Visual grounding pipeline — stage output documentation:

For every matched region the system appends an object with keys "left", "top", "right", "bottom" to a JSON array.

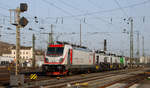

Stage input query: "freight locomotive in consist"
[{"left": 42, "top": 41, "right": 127, "bottom": 75}]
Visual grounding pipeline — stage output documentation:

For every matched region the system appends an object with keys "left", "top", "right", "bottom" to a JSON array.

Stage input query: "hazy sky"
[{"left": 0, "top": 0, "right": 150, "bottom": 57}]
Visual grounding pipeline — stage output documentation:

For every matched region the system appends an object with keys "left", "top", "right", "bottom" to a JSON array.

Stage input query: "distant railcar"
[{"left": 94, "top": 51, "right": 126, "bottom": 71}]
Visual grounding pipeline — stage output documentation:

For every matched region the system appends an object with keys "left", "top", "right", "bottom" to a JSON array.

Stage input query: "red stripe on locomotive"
[
  {"left": 70, "top": 49, "right": 73, "bottom": 64},
  {"left": 49, "top": 44, "right": 64, "bottom": 47}
]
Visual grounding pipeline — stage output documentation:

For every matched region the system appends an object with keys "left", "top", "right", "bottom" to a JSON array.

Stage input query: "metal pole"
[
  {"left": 16, "top": 8, "right": 21, "bottom": 75},
  {"left": 137, "top": 31, "right": 140, "bottom": 63},
  {"left": 130, "top": 18, "right": 134, "bottom": 67},
  {"left": 0, "top": 26, "right": 1, "bottom": 40},
  {"left": 32, "top": 34, "right": 35, "bottom": 68},
  {"left": 80, "top": 23, "right": 82, "bottom": 46},
  {"left": 104, "top": 39, "right": 107, "bottom": 51},
  {"left": 142, "top": 36, "right": 145, "bottom": 57},
  {"left": 50, "top": 24, "right": 53, "bottom": 44}
]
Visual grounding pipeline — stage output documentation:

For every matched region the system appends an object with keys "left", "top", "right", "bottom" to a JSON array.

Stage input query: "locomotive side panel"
[
  {"left": 111, "top": 56, "right": 116, "bottom": 64},
  {"left": 117, "top": 56, "right": 121, "bottom": 64},
  {"left": 95, "top": 54, "right": 105, "bottom": 64},
  {"left": 72, "top": 49, "right": 93, "bottom": 65}
]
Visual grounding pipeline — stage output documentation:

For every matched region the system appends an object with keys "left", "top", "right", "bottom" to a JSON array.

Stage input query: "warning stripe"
[
  {"left": 30, "top": 74, "right": 33, "bottom": 78},
  {"left": 31, "top": 74, "right": 36, "bottom": 79},
  {"left": 33, "top": 75, "right": 37, "bottom": 79}
]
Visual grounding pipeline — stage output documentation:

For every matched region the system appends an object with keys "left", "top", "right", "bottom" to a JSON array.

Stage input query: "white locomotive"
[{"left": 42, "top": 41, "right": 127, "bottom": 75}]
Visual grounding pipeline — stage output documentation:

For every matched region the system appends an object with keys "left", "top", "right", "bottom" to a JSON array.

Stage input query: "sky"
[{"left": 0, "top": 0, "right": 150, "bottom": 57}]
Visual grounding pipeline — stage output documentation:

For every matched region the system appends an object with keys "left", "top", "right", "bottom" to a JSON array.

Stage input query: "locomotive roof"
[
  {"left": 95, "top": 50, "right": 125, "bottom": 57},
  {"left": 56, "top": 41, "right": 88, "bottom": 49},
  {"left": 73, "top": 47, "right": 92, "bottom": 52}
]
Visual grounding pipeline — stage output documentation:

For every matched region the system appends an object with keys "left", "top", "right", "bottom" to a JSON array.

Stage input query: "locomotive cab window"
[{"left": 47, "top": 47, "right": 64, "bottom": 56}]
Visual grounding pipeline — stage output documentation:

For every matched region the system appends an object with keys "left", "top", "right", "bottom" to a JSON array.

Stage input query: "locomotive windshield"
[{"left": 47, "top": 47, "right": 64, "bottom": 56}]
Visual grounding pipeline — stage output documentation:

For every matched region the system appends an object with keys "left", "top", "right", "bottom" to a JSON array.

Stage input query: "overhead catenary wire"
[
  {"left": 42, "top": 0, "right": 75, "bottom": 17},
  {"left": 59, "top": 0, "right": 83, "bottom": 12},
  {"left": 45, "top": 0, "right": 150, "bottom": 18},
  {"left": 0, "top": 1, "right": 149, "bottom": 51},
  {"left": 42, "top": 0, "right": 103, "bottom": 31},
  {"left": 32, "top": 0, "right": 149, "bottom": 37},
  {"left": 85, "top": 0, "right": 120, "bottom": 30},
  {"left": 87, "top": 0, "right": 103, "bottom": 9},
  {"left": 113, "top": 0, "right": 129, "bottom": 17},
  {"left": 0, "top": 0, "right": 149, "bottom": 20}
]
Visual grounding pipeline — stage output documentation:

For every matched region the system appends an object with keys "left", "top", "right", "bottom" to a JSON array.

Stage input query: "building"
[
  {"left": 2, "top": 46, "right": 44, "bottom": 67},
  {"left": 3, "top": 46, "right": 33, "bottom": 61},
  {"left": 2, "top": 46, "right": 33, "bottom": 66}
]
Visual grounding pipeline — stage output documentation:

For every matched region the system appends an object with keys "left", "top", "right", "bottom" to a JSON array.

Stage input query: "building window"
[
  {"left": 14, "top": 52, "right": 15, "bottom": 54},
  {"left": 26, "top": 52, "right": 28, "bottom": 54}
]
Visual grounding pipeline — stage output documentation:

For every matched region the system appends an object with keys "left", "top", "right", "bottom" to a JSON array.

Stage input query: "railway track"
[
  {"left": 0, "top": 67, "right": 149, "bottom": 88},
  {"left": 97, "top": 74, "right": 147, "bottom": 88},
  {"left": 0, "top": 67, "right": 10, "bottom": 86},
  {"left": 22, "top": 67, "right": 147, "bottom": 88},
  {"left": 69, "top": 68, "right": 150, "bottom": 88}
]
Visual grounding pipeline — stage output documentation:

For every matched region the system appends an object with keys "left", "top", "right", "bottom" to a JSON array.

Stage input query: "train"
[{"left": 42, "top": 41, "right": 128, "bottom": 75}]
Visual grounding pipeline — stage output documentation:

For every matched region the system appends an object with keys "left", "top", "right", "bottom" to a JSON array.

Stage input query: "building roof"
[
  {"left": 12, "top": 46, "right": 32, "bottom": 50},
  {"left": 0, "top": 41, "right": 14, "bottom": 55}
]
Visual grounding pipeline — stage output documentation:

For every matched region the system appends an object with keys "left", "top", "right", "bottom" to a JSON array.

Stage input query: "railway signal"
[
  {"left": 9, "top": 3, "right": 28, "bottom": 76},
  {"left": 19, "top": 17, "right": 28, "bottom": 28},
  {"left": 20, "top": 3, "right": 28, "bottom": 12}
]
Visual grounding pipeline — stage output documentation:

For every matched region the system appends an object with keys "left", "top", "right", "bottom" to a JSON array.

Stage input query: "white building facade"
[
  {"left": 2, "top": 46, "right": 33, "bottom": 63},
  {"left": 2, "top": 46, "right": 44, "bottom": 67}
]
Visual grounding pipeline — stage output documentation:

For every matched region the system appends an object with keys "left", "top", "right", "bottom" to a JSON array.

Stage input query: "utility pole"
[
  {"left": 80, "top": 23, "right": 82, "bottom": 46},
  {"left": 0, "top": 26, "right": 2, "bottom": 40},
  {"left": 104, "top": 39, "right": 107, "bottom": 51},
  {"left": 136, "top": 31, "right": 140, "bottom": 63},
  {"left": 49, "top": 24, "right": 53, "bottom": 44},
  {"left": 32, "top": 34, "right": 36, "bottom": 68},
  {"left": 142, "top": 36, "right": 145, "bottom": 57},
  {"left": 130, "top": 17, "right": 134, "bottom": 67}
]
